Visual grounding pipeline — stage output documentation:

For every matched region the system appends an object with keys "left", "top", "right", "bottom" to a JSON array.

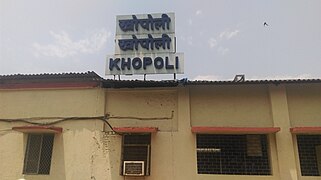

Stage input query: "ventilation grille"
[{"left": 123, "top": 161, "right": 144, "bottom": 176}]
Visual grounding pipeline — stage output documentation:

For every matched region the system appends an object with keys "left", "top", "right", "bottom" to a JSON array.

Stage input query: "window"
[
  {"left": 297, "top": 135, "right": 321, "bottom": 176},
  {"left": 196, "top": 134, "right": 271, "bottom": 175},
  {"left": 121, "top": 134, "right": 151, "bottom": 176},
  {"left": 23, "top": 134, "right": 54, "bottom": 175}
]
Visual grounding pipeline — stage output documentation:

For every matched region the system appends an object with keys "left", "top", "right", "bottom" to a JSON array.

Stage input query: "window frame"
[
  {"left": 23, "top": 133, "right": 55, "bottom": 175},
  {"left": 121, "top": 133, "right": 151, "bottom": 176},
  {"left": 196, "top": 134, "right": 272, "bottom": 176},
  {"left": 296, "top": 134, "right": 321, "bottom": 176}
]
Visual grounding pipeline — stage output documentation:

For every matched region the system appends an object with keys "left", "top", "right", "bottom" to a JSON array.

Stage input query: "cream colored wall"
[
  {"left": 0, "top": 88, "right": 104, "bottom": 118},
  {"left": 286, "top": 83, "right": 321, "bottom": 180},
  {"left": 104, "top": 84, "right": 317, "bottom": 180},
  {"left": 105, "top": 89, "right": 178, "bottom": 131},
  {"left": 0, "top": 131, "right": 24, "bottom": 180},
  {"left": 286, "top": 84, "right": 321, "bottom": 127},
  {"left": 104, "top": 87, "right": 280, "bottom": 180},
  {"left": 269, "top": 85, "right": 298, "bottom": 180},
  {"left": 0, "top": 88, "right": 107, "bottom": 180},
  {"left": 190, "top": 85, "right": 273, "bottom": 127},
  {"left": 2, "top": 83, "right": 321, "bottom": 180},
  {"left": 104, "top": 88, "right": 180, "bottom": 180},
  {"left": 104, "top": 88, "right": 198, "bottom": 180}
]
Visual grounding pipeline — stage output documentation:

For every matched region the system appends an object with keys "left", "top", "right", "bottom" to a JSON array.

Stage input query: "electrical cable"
[
  {"left": 0, "top": 111, "right": 174, "bottom": 136},
  {"left": 107, "top": 111, "right": 174, "bottom": 121},
  {"left": 0, "top": 115, "right": 122, "bottom": 135},
  {"left": 0, "top": 116, "right": 105, "bottom": 125}
]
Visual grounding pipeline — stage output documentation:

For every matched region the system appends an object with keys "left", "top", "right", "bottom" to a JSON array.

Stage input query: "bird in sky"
[{"left": 264, "top": 22, "right": 269, "bottom": 26}]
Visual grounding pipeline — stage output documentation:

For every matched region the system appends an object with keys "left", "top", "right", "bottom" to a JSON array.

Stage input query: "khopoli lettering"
[{"left": 109, "top": 56, "right": 179, "bottom": 71}]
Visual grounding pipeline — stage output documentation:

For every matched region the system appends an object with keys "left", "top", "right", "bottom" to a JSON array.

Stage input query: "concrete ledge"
[
  {"left": 0, "top": 82, "right": 100, "bottom": 90},
  {"left": 12, "top": 126, "right": 63, "bottom": 133},
  {"left": 191, "top": 127, "right": 280, "bottom": 134},
  {"left": 290, "top": 127, "right": 321, "bottom": 134},
  {"left": 113, "top": 127, "right": 158, "bottom": 133}
]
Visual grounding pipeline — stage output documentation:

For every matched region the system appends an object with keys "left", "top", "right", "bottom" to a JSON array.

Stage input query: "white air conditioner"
[{"left": 123, "top": 161, "right": 145, "bottom": 176}]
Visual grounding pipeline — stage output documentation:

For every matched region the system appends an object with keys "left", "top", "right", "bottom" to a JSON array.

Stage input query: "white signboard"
[
  {"left": 115, "top": 33, "right": 176, "bottom": 55},
  {"left": 106, "top": 53, "right": 184, "bottom": 75},
  {"left": 106, "top": 12, "right": 183, "bottom": 76},
  {"left": 116, "top": 13, "right": 175, "bottom": 35}
]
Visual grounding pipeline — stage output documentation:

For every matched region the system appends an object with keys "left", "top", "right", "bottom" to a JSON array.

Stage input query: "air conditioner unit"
[{"left": 123, "top": 161, "right": 145, "bottom": 176}]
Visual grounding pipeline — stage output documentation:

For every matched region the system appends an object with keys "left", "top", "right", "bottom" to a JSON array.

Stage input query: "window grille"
[
  {"left": 122, "top": 134, "right": 151, "bottom": 176},
  {"left": 23, "top": 134, "right": 54, "bottom": 175},
  {"left": 196, "top": 134, "right": 271, "bottom": 175},
  {"left": 297, "top": 135, "right": 321, "bottom": 176}
]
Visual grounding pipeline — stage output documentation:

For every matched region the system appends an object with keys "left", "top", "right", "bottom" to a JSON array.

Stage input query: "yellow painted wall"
[
  {"left": 0, "top": 88, "right": 104, "bottom": 118},
  {"left": 0, "top": 88, "right": 107, "bottom": 180},
  {"left": 104, "top": 87, "right": 280, "bottom": 180},
  {"left": 0, "top": 132, "right": 24, "bottom": 180},
  {"left": 1, "top": 83, "right": 321, "bottom": 180},
  {"left": 287, "top": 84, "right": 321, "bottom": 127},
  {"left": 190, "top": 85, "right": 273, "bottom": 127},
  {"left": 269, "top": 85, "right": 298, "bottom": 180},
  {"left": 103, "top": 88, "right": 183, "bottom": 180},
  {"left": 105, "top": 89, "right": 178, "bottom": 131}
]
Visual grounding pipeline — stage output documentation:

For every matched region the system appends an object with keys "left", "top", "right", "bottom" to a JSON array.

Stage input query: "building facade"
[{"left": 1, "top": 72, "right": 321, "bottom": 180}]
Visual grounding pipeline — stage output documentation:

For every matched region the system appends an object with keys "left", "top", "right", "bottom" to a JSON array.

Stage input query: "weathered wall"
[
  {"left": 269, "top": 84, "right": 321, "bottom": 180},
  {"left": 0, "top": 88, "right": 107, "bottom": 180},
  {"left": 105, "top": 89, "right": 178, "bottom": 131},
  {"left": 190, "top": 85, "right": 273, "bottom": 127},
  {"left": 104, "top": 88, "right": 180, "bottom": 180},
  {"left": 1, "top": 83, "right": 321, "bottom": 180},
  {"left": 104, "top": 87, "right": 280, "bottom": 180},
  {"left": 0, "top": 88, "right": 104, "bottom": 118}
]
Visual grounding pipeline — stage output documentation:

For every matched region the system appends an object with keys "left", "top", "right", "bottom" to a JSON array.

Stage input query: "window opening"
[
  {"left": 297, "top": 135, "right": 321, "bottom": 176},
  {"left": 196, "top": 134, "right": 271, "bottom": 175},
  {"left": 23, "top": 134, "right": 54, "bottom": 175},
  {"left": 122, "top": 134, "right": 151, "bottom": 176}
]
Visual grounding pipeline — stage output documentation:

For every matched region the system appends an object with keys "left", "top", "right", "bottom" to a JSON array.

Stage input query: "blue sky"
[{"left": 1, "top": 0, "right": 320, "bottom": 80}]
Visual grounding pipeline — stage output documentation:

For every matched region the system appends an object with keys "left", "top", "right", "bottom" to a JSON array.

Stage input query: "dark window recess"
[
  {"left": 122, "top": 134, "right": 151, "bottom": 176},
  {"left": 23, "top": 134, "right": 54, "bottom": 175},
  {"left": 297, "top": 135, "right": 321, "bottom": 176},
  {"left": 196, "top": 134, "right": 271, "bottom": 175}
]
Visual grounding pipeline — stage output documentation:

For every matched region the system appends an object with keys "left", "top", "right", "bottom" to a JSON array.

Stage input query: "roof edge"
[{"left": 0, "top": 71, "right": 103, "bottom": 90}]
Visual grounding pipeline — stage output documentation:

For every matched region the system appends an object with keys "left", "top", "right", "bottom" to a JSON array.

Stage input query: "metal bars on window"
[
  {"left": 297, "top": 135, "right": 321, "bottom": 176},
  {"left": 23, "top": 134, "right": 54, "bottom": 175},
  {"left": 196, "top": 134, "right": 271, "bottom": 175}
]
